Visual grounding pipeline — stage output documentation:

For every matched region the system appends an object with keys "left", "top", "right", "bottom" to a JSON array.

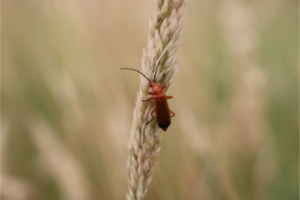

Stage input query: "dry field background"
[{"left": 2, "top": 0, "right": 299, "bottom": 200}]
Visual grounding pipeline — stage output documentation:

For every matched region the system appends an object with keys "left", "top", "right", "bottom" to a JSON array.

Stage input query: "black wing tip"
[{"left": 159, "top": 121, "right": 171, "bottom": 132}]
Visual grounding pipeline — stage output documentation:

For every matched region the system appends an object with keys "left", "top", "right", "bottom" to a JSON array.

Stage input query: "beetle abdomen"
[{"left": 154, "top": 94, "right": 171, "bottom": 131}]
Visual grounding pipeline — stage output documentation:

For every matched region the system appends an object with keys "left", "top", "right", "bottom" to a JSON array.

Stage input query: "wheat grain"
[{"left": 126, "top": 0, "right": 186, "bottom": 199}]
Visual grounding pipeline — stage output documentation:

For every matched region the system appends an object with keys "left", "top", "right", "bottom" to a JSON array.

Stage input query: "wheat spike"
[{"left": 126, "top": 0, "right": 186, "bottom": 199}]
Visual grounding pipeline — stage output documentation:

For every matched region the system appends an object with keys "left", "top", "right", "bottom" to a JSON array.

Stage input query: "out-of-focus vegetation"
[{"left": 1, "top": 0, "right": 298, "bottom": 200}]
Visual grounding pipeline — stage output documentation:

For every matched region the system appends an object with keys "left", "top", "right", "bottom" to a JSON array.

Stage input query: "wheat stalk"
[{"left": 126, "top": 0, "right": 186, "bottom": 200}]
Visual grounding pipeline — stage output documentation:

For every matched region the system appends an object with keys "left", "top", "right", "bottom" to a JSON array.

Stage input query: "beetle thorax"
[{"left": 151, "top": 82, "right": 163, "bottom": 95}]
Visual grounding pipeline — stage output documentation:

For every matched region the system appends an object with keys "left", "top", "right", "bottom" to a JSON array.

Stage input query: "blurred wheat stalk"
[{"left": 126, "top": 0, "right": 186, "bottom": 199}]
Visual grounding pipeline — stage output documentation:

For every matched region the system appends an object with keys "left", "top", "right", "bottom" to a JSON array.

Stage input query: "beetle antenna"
[
  {"left": 121, "top": 68, "right": 151, "bottom": 83},
  {"left": 153, "top": 51, "right": 167, "bottom": 82}
]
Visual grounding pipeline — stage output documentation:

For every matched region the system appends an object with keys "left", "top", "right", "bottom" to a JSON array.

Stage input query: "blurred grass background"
[{"left": 1, "top": 0, "right": 299, "bottom": 200}]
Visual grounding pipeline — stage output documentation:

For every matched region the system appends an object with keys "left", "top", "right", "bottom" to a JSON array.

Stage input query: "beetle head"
[{"left": 150, "top": 82, "right": 163, "bottom": 95}]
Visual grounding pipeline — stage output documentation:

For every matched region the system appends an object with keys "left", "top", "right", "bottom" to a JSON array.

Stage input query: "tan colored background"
[{"left": 2, "top": 0, "right": 299, "bottom": 200}]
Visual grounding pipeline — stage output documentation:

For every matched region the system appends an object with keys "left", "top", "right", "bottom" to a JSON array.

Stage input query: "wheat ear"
[{"left": 126, "top": 0, "right": 186, "bottom": 200}]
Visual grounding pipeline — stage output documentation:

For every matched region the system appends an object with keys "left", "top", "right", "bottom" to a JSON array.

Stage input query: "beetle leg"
[
  {"left": 148, "top": 92, "right": 155, "bottom": 95},
  {"left": 169, "top": 109, "right": 175, "bottom": 117},
  {"left": 142, "top": 97, "right": 155, "bottom": 102},
  {"left": 146, "top": 109, "right": 156, "bottom": 124},
  {"left": 162, "top": 86, "right": 166, "bottom": 90},
  {"left": 166, "top": 96, "right": 173, "bottom": 99}
]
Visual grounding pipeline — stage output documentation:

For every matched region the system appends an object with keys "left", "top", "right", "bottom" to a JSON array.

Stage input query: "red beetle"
[{"left": 121, "top": 51, "right": 175, "bottom": 131}]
